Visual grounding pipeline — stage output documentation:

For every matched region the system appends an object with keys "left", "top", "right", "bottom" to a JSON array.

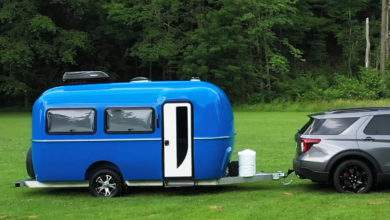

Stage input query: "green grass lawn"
[{"left": 1, "top": 111, "right": 389, "bottom": 219}]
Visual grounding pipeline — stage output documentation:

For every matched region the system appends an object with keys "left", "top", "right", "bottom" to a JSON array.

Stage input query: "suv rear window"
[
  {"left": 364, "top": 114, "right": 390, "bottom": 135},
  {"left": 304, "top": 117, "right": 359, "bottom": 135}
]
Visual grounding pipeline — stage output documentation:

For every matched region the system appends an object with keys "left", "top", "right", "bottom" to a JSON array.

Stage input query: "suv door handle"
[
  {"left": 164, "top": 140, "right": 170, "bottom": 146},
  {"left": 363, "top": 137, "right": 375, "bottom": 141}
]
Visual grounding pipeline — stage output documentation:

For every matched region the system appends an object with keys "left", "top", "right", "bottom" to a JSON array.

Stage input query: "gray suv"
[{"left": 294, "top": 107, "right": 390, "bottom": 193}]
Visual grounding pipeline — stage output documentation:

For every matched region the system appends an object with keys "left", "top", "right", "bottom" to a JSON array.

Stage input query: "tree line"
[{"left": 0, "top": 0, "right": 386, "bottom": 106}]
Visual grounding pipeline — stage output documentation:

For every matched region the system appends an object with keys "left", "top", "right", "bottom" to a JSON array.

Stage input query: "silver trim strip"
[
  {"left": 125, "top": 181, "right": 163, "bottom": 186},
  {"left": 32, "top": 138, "right": 162, "bottom": 143},
  {"left": 33, "top": 136, "right": 232, "bottom": 143},
  {"left": 194, "top": 136, "right": 232, "bottom": 140},
  {"left": 23, "top": 180, "right": 89, "bottom": 188}
]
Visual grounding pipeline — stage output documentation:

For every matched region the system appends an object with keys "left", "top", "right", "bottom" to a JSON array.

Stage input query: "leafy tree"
[
  {"left": 0, "top": 0, "right": 90, "bottom": 106},
  {"left": 327, "top": 0, "right": 369, "bottom": 75},
  {"left": 0, "top": 0, "right": 386, "bottom": 106},
  {"left": 182, "top": 0, "right": 301, "bottom": 101}
]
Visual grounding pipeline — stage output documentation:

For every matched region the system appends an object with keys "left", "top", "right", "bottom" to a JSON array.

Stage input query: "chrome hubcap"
[{"left": 95, "top": 174, "right": 117, "bottom": 197}]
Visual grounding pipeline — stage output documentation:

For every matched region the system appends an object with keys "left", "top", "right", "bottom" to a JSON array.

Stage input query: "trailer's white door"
[{"left": 163, "top": 102, "right": 193, "bottom": 178}]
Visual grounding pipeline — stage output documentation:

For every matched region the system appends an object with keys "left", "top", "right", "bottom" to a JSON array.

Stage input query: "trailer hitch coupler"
[{"left": 285, "top": 169, "right": 294, "bottom": 178}]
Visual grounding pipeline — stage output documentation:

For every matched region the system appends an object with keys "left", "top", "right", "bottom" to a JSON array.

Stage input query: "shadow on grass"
[
  {"left": 23, "top": 188, "right": 89, "bottom": 197},
  {"left": 285, "top": 179, "right": 390, "bottom": 194},
  {"left": 20, "top": 184, "right": 273, "bottom": 198},
  {"left": 294, "top": 182, "right": 335, "bottom": 193},
  {"left": 129, "top": 184, "right": 271, "bottom": 196}
]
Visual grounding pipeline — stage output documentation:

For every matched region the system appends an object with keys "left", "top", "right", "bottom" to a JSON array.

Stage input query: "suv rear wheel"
[
  {"left": 333, "top": 159, "right": 373, "bottom": 193},
  {"left": 89, "top": 168, "right": 124, "bottom": 197}
]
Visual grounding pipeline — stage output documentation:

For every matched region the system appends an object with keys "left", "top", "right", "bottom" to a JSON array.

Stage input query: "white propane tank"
[{"left": 238, "top": 149, "right": 256, "bottom": 177}]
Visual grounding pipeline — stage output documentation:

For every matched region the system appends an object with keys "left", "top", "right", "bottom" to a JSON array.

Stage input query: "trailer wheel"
[
  {"left": 89, "top": 168, "right": 123, "bottom": 197},
  {"left": 26, "top": 147, "right": 35, "bottom": 178}
]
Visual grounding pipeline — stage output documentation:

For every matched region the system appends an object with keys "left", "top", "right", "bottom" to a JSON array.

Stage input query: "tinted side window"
[
  {"left": 305, "top": 117, "right": 359, "bottom": 135},
  {"left": 364, "top": 115, "right": 390, "bottom": 135},
  {"left": 298, "top": 118, "right": 314, "bottom": 134},
  {"left": 106, "top": 108, "right": 154, "bottom": 133},
  {"left": 47, "top": 109, "right": 95, "bottom": 134}
]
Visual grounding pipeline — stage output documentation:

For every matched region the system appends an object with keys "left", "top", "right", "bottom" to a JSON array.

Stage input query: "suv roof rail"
[
  {"left": 327, "top": 107, "right": 390, "bottom": 114},
  {"left": 309, "top": 107, "right": 390, "bottom": 117},
  {"left": 63, "top": 71, "right": 110, "bottom": 83}
]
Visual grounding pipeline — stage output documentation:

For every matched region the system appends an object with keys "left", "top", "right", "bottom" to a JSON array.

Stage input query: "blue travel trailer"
[{"left": 16, "top": 71, "right": 285, "bottom": 197}]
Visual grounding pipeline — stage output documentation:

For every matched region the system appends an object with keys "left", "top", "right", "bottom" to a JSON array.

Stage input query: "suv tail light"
[{"left": 300, "top": 138, "right": 321, "bottom": 153}]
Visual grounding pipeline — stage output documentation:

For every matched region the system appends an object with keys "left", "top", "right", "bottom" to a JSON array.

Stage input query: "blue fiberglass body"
[{"left": 31, "top": 81, "right": 234, "bottom": 182}]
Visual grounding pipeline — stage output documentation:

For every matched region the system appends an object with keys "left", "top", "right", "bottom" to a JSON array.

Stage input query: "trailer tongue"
[{"left": 197, "top": 171, "right": 286, "bottom": 186}]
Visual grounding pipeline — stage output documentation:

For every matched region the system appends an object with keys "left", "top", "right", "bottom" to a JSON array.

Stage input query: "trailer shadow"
[
  {"left": 128, "top": 184, "right": 272, "bottom": 196},
  {"left": 23, "top": 188, "right": 90, "bottom": 197},
  {"left": 21, "top": 184, "right": 274, "bottom": 198}
]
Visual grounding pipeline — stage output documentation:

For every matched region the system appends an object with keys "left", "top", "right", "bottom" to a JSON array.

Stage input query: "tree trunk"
[
  {"left": 347, "top": 10, "right": 353, "bottom": 76},
  {"left": 148, "top": 62, "right": 152, "bottom": 80},
  {"left": 365, "top": 17, "right": 370, "bottom": 68},
  {"left": 162, "top": 64, "right": 166, "bottom": 80},
  {"left": 24, "top": 94, "right": 28, "bottom": 108},
  {"left": 387, "top": 5, "right": 390, "bottom": 61},
  {"left": 264, "top": 44, "right": 271, "bottom": 92},
  {"left": 380, "top": 0, "right": 388, "bottom": 73}
]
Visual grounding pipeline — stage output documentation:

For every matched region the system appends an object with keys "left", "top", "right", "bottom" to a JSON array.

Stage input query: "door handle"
[
  {"left": 363, "top": 137, "right": 375, "bottom": 141},
  {"left": 164, "top": 140, "right": 170, "bottom": 146}
]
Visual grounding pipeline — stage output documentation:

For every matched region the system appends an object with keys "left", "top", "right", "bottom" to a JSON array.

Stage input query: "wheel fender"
[
  {"left": 85, "top": 161, "right": 123, "bottom": 180},
  {"left": 325, "top": 150, "right": 382, "bottom": 174}
]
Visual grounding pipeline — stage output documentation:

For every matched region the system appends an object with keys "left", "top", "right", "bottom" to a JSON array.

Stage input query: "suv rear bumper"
[{"left": 293, "top": 159, "right": 329, "bottom": 183}]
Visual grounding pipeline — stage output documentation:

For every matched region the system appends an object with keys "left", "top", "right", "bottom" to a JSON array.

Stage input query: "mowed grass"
[{"left": 1, "top": 111, "right": 390, "bottom": 219}]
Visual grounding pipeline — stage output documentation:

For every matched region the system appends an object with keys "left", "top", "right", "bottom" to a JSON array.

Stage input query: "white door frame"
[{"left": 163, "top": 102, "right": 193, "bottom": 179}]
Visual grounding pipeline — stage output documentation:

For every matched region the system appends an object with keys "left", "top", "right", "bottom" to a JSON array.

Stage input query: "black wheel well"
[
  {"left": 328, "top": 155, "right": 378, "bottom": 183},
  {"left": 85, "top": 161, "right": 123, "bottom": 180}
]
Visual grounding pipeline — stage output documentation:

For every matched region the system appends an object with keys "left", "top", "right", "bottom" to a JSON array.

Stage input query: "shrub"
[
  {"left": 247, "top": 67, "right": 384, "bottom": 104},
  {"left": 277, "top": 73, "right": 330, "bottom": 101},
  {"left": 382, "top": 70, "right": 390, "bottom": 97},
  {"left": 324, "top": 68, "right": 383, "bottom": 100}
]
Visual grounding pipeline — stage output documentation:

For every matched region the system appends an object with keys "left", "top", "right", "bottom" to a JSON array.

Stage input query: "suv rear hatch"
[{"left": 295, "top": 116, "right": 359, "bottom": 154}]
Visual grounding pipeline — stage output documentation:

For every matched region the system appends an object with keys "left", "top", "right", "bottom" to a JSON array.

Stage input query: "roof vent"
[
  {"left": 190, "top": 77, "right": 201, "bottom": 81},
  {"left": 130, "top": 77, "right": 150, "bottom": 82},
  {"left": 63, "top": 71, "right": 110, "bottom": 83}
]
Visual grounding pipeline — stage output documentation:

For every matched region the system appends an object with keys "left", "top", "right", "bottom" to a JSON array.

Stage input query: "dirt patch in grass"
[
  {"left": 367, "top": 199, "right": 386, "bottom": 205},
  {"left": 208, "top": 205, "right": 224, "bottom": 212}
]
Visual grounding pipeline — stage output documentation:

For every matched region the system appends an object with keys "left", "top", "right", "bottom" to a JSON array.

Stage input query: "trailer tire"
[
  {"left": 26, "top": 147, "right": 35, "bottom": 178},
  {"left": 228, "top": 161, "right": 239, "bottom": 177},
  {"left": 89, "top": 168, "right": 124, "bottom": 197}
]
